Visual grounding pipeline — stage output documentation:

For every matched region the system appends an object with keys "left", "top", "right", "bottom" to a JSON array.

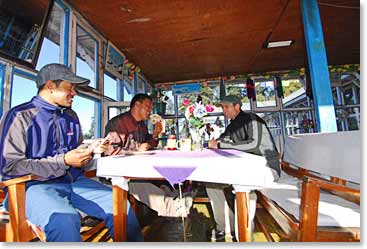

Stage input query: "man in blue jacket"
[{"left": 0, "top": 63, "right": 143, "bottom": 242}]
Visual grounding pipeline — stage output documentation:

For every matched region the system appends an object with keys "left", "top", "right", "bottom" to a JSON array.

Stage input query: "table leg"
[
  {"left": 236, "top": 192, "right": 250, "bottom": 242},
  {"left": 112, "top": 185, "right": 127, "bottom": 241}
]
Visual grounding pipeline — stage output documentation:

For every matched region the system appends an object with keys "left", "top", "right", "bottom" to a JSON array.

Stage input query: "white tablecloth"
[{"left": 95, "top": 149, "right": 277, "bottom": 192}]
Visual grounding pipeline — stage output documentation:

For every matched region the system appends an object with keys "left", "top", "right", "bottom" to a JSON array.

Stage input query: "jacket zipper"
[{"left": 54, "top": 111, "right": 74, "bottom": 182}]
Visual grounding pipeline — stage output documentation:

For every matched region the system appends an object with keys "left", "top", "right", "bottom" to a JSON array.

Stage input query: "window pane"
[
  {"left": 283, "top": 110, "right": 314, "bottom": 135},
  {"left": 225, "top": 83, "right": 250, "bottom": 111},
  {"left": 136, "top": 75, "right": 145, "bottom": 93},
  {"left": 108, "top": 106, "right": 129, "bottom": 120},
  {"left": 36, "top": 3, "right": 64, "bottom": 70},
  {"left": 146, "top": 83, "right": 152, "bottom": 94},
  {"left": 0, "top": 64, "right": 5, "bottom": 117},
  {"left": 76, "top": 25, "right": 97, "bottom": 88},
  {"left": 256, "top": 112, "right": 282, "bottom": 152},
  {"left": 343, "top": 87, "right": 355, "bottom": 105},
  {"left": 11, "top": 74, "right": 37, "bottom": 107},
  {"left": 255, "top": 80, "right": 276, "bottom": 108},
  {"left": 72, "top": 96, "right": 98, "bottom": 139},
  {"left": 123, "top": 79, "right": 133, "bottom": 102},
  {"left": 104, "top": 73, "right": 118, "bottom": 100},
  {"left": 282, "top": 79, "right": 305, "bottom": 106}
]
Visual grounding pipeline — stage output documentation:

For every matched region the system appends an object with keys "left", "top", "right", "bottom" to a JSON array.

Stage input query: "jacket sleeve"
[
  {"left": 218, "top": 119, "right": 260, "bottom": 152},
  {"left": 0, "top": 112, "right": 67, "bottom": 180}
]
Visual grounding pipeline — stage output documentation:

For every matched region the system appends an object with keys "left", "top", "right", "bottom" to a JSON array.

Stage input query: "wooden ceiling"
[{"left": 65, "top": 0, "right": 359, "bottom": 84}]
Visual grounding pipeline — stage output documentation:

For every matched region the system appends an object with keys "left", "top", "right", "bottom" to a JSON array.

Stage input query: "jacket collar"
[{"left": 32, "top": 96, "right": 62, "bottom": 112}]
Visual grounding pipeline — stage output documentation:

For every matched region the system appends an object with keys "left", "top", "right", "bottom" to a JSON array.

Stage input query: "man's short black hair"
[{"left": 130, "top": 93, "right": 152, "bottom": 108}]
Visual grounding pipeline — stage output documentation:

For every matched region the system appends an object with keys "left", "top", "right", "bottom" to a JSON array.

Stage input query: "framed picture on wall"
[{"left": 105, "top": 41, "right": 125, "bottom": 79}]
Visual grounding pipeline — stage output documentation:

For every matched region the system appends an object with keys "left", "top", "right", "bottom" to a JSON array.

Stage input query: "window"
[
  {"left": 146, "top": 82, "right": 152, "bottom": 94},
  {"left": 225, "top": 82, "right": 250, "bottom": 111},
  {"left": 36, "top": 3, "right": 65, "bottom": 69},
  {"left": 136, "top": 74, "right": 145, "bottom": 93},
  {"left": 124, "top": 79, "right": 133, "bottom": 101},
  {"left": 256, "top": 112, "right": 282, "bottom": 152},
  {"left": 255, "top": 79, "right": 276, "bottom": 108},
  {"left": 0, "top": 0, "right": 52, "bottom": 68},
  {"left": 104, "top": 73, "right": 119, "bottom": 100},
  {"left": 282, "top": 78, "right": 307, "bottom": 107},
  {"left": 0, "top": 63, "right": 5, "bottom": 117},
  {"left": 10, "top": 71, "right": 37, "bottom": 108},
  {"left": 108, "top": 106, "right": 129, "bottom": 120},
  {"left": 76, "top": 25, "right": 97, "bottom": 88},
  {"left": 72, "top": 95, "right": 100, "bottom": 139}
]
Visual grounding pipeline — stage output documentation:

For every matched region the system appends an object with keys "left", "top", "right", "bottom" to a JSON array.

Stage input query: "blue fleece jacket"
[{"left": 0, "top": 96, "right": 83, "bottom": 181}]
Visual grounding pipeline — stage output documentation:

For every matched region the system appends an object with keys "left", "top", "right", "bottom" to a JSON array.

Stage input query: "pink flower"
[
  {"left": 205, "top": 104, "right": 214, "bottom": 112},
  {"left": 189, "top": 106, "right": 195, "bottom": 113},
  {"left": 183, "top": 99, "right": 190, "bottom": 106}
]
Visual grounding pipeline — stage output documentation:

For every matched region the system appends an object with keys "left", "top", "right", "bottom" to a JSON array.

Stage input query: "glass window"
[
  {"left": 0, "top": 64, "right": 5, "bottom": 117},
  {"left": 343, "top": 87, "right": 355, "bottom": 105},
  {"left": 10, "top": 73, "right": 37, "bottom": 108},
  {"left": 108, "top": 106, "right": 129, "bottom": 120},
  {"left": 72, "top": 96, "right": 99, "bottom": 139},
  {"left": 281, "top": 79, "right": 305, "bottom": 106},
  {"left": 256, "top": 112, "right": 282, "bottom": 152},
  {"left": 225, "top": 82, "right": 250, "bottom": 111},
  {"left": 124, "top": 79, "right": 133, "bottom": 102},
  {"left": 255, "top": 79, "right": 276, "bottom": 108},
  {"left": 104, "top": 73, "right": 118, "bottom": 100},
  {"left": 283, "top": 110, "right": 314, "bottom": 135},
  {"left": 36, "top": 3, "right": 65, "bottom": 69},
  {"left": 0, "top": 0, "right": 51, "bottom": 67},
  {"left": 163, "top": 89, "right": 174, "bottom": 115},
  {"left": 136, "top": 75, "right": 145, "bottom": 93},
  {"left": 146, "top": 82, "right": 152, "bottom": 94},
  {"left": 76, "top": 25, "right": 97, "bottom": 88}
]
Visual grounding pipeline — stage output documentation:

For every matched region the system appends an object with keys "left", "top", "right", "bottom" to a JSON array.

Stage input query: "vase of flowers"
[{"left": 181, "top": 95, "right": 214, "bottom": 150}]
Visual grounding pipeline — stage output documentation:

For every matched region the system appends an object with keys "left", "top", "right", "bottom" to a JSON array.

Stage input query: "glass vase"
[{"left": 190, "top": 128, "right": 203, "bottom": 151}]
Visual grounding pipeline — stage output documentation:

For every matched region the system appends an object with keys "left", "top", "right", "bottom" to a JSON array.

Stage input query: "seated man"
[
  {"left": 207, "top": 95, "right": 280, "bottom": 241},
  {"left": 105, "top": 93, "right": 192, "bottom": 218},
  {"left": 0, "top": 63, "right": 143, "bottom": 242}
]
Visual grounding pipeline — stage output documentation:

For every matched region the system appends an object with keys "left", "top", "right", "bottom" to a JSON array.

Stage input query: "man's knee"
[{"left": 44, "top": 213, "right": 82, "bottom": 242}]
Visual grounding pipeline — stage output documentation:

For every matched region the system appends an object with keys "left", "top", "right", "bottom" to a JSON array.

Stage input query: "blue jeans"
[{"left": 10, "top": 175, "right": 143, "bottom": 242}]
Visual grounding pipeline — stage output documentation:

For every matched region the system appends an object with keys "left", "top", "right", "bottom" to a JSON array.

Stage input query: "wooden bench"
[{"left": 256, "top": 131, "right": 360, "bottom": 242}]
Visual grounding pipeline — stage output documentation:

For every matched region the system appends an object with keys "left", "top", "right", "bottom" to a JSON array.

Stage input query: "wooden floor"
[{"left": 14, "top": 198, "right": 288, "bottom": 242}]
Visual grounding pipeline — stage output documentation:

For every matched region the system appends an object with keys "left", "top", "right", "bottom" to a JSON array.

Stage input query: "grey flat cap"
[
  {"left": 220, "top": 95, "right": 242, "bottom": 105},
  {"left": 36, "top": 63, "right": 90, "bottom": 87}
]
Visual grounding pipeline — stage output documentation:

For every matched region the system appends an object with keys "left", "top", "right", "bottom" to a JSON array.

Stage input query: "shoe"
[
  {"left": 208, "top": 230, "right": 236, "bottom": 242},
  {"left": 208, "top": 229, "right": 225, "bottom": 242}
]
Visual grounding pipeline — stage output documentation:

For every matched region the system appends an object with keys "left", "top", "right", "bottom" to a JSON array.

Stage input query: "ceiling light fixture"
[{"left": 264, "top": 40, "right": 294, "bottom": 48}]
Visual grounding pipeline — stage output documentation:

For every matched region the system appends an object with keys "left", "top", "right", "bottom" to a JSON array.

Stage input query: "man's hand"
[
  {"left": 64, "top": 148, "right": 93, "bottom": 167},
  {"left": 138, "top": 143, "right": 151, "bottom": 151},
  {"left": 88, "top": 138, "right": 110, "bottom": 154},
  {"left": 152, "top": 121, "right": 163, "bottom": 139},
  {"left": 208, "top": 138, "right": 218, "bottom": 149}
]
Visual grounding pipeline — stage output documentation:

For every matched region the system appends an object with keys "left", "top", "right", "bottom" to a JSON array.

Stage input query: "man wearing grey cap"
[
  {"left": 206, "top": 95, "right": 280, "bottom": 241},
  {"left": 0, "top": 63, "right": 143, "bottom": 241}
]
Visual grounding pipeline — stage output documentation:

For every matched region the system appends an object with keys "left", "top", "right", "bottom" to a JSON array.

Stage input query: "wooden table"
[{"left": 96, "top": 149, "right": 276, "bottom": 242}]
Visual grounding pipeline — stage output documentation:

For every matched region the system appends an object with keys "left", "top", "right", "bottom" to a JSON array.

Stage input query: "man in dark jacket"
[
  {"left": 207, "top": 95, "right": 280, "bottom": 241},
  {"left": 0, "top": 63, "right": 142, "bottom": 242}
]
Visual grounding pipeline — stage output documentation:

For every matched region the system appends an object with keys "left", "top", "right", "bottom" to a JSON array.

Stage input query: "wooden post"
[
  {"left": 112, "top": 185, "right": 128, "bottom": 242},
  {"left": 236, "top": 192, "right": 250, "bottom": 242},
  {"left": 299, "top": 179, "right": 320, "bottom": 241}
]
